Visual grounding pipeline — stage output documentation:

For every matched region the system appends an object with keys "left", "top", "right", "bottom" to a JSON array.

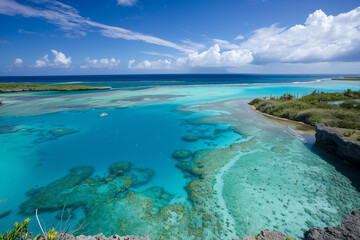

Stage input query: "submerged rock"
[
  {"left": 49, "top": 128, "right": 79, "bottom": 138},
  {"left": 182, "top": 135, "right": 199, "bottom": 142},
  {"left": 304, "top": 209, "right": 360, "bottom": 240},
  {"left": 0, "top": 210, "right": 11, "bottom": 219},
  {"left": 0, "top": 125, "right": 19, "bottom": 134},
  {"left": 125, "top": 168, "right": 155, "bottom": 188},
  {"left": 172, "top": 149, "right": 192, "bottom": 160},
  {"left": 315, "top": 123, "right": 360, "bottom": 166},
  {"left": 270, "top": 146, "right": 288, "bottom": 154},
  {"left": 109, "top": 162, "right": 131, "bottom": 175}
]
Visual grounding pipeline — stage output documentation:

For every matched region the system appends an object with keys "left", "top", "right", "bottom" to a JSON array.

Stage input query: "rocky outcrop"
[
  {"left": 237, "top": 229, "right": 296, "bottom": 240},
  {"left": 304, "top": 209, "right": 360, "bottom": 240},
  {"left": 315, "top": 123, "right": 360, "bottom": 165},
  {"left": 235, "top": 210, "right": 360, "bottom": 240},
  {"left": 55, "top": 233, "right": 150, "bottom": 240}
]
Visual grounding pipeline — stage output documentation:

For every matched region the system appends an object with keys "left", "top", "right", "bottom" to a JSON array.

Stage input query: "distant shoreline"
[
  {"left": 0, "top": 83, "right": 111, "bottom": 93},
  {"left": 332, "top": 77, "right": 360, "bottom": 81}
]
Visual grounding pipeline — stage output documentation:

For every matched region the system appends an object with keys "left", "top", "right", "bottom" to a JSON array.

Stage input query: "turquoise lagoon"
[{"left": 0, "top": 78, "right": 360, "bottom": 239}]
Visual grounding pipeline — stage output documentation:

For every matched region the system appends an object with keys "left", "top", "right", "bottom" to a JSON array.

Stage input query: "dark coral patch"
[{"left": 172, "top": 149, "right": 192, "bottom": 160}]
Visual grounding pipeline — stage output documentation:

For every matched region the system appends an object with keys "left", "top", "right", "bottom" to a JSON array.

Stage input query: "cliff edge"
[{"left": 315, "top": 123, "right": 360, "bottom": 165}]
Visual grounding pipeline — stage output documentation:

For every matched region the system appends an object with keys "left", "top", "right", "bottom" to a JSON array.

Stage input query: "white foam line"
[
  {"left": 286, "top": 126, "right": 306, "bottom": 142},
  {"left": 213, "top": 141, "right": 261, "bottom": 235}
]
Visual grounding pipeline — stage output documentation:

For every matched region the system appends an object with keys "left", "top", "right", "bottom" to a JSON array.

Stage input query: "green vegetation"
[
  {"left": 332, "top": 76, "right": 360, "bottom": 81},
  {"left": 343, "top": 130, "right": 356, "bottom": 137},
  {"left": 0, "top": 219, "right": 58, "bottom": 240},
  {"left": 0, "top": 218, "right": 31, "bottom": 240},
  {"left": 249, "top": 89, "right": 360, "bottom": 130},
  {"left": 0, "top": 83, "right": 110, "bottom": 92}
]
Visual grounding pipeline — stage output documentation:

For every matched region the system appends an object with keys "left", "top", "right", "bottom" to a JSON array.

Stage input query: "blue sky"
[{"left": 0, "top": 0, "right": 360, "bottom": 75}]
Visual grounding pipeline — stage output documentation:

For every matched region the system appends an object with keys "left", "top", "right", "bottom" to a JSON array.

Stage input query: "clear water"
[{"left": 0, "top": 76, "right": 359, "bottom": 239}]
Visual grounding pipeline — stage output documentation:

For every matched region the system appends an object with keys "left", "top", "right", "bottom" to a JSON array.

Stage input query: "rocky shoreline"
[
  {"left": 315, "top": 123, "right": 360, "bottom": 166},
  {"left": 236, "top": 209, "right": 360, "bottom": 240}
]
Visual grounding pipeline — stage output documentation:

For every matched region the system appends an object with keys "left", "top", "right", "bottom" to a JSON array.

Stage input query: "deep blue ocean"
[{"left": 0, "top": 74, "right": 340, "bottom": 86}]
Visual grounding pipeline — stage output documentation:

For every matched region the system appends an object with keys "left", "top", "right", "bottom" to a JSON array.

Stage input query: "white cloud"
[
  {"left": 13, "top": 58, "right": 23, "bottom": 67},
  {"left": 81, "top": 57, "right": 120, "bottom": 69},
  {"left": 234, "top": 35, "right": 244, "bottom": 41},
  {"left": 240, "top": 7, "right": 360, "bottom": 63},
  {"left": 128, "top": 59, "right": 173, "bottom": 70},
  {"left": 52, "top": 50, "right": 72, "bottom": 67},
  {"left": 128, "top": 44, "right": 253, "bottom": 70},
  {"left": 34, "top": 50, "right": 71, "bottom": 68},
  {"left": 177, "top": 44, "right": 253, "bottom": 67},
  {"left": 129, "top": 7, "right": 360, "bottom": 71},
  {"left": 35, "top": 54, "right": 49, "bottom": 68},
  {"left": 141, "top": 51, "right": 176, "bottom": 59},
  {"left": 180, "top": 39, "right": 206, "bottom": 52},
  {"left": 0, "top": 0, "right": 193, "bottom": 52},
  {"left": 212, "top": 39, "right": 239, "bottom": 50},
  {"left": 117, "top": 0, "right": 137, "bottom": 7}
]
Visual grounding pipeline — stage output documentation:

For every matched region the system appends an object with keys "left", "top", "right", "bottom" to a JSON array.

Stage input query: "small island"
[
  {"left": 332, "top": 76, "right": 360, "bottom": 81},
  {"left": 249, "top": 89, "right": 360, "bottom": 165},
  {"left": 0, "top": 83, "right": 111, "bottom": 93}
]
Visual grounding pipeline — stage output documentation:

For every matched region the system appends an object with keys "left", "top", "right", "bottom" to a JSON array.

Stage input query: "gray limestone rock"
[
  {"left": 234, "top": 229, "right": 296, "bottom": 240},
  {"left": 304, "top": 209, "right": 360, "bottom": 240},
  {"left": 315, "top": 123, "right": 360, "bottom": 165},
  {"left": 55, "top": 233, "right": 150, "bottom": 240}
]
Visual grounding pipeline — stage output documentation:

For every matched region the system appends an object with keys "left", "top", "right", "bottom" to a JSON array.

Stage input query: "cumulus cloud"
[
  {"left": 81, "top": 57, "right": 120, "bottom": 69},
  {"left": 128, "top": 59, "right": 173, "bottom": 70},
  {"left": 131, "top": 7, "right": 360, "bottom": 70},
  {"left": 241, "top": 7, "right": 360, "bottom": 63},
  {"left": 34, "top": 50, "right": 71, "bottom": 68},
  {"left": 117, "top": 0, "right": 137, "bottom": 7},
  {"left": 212, "top": 39, "right": 239, "bottom": 50},
  {"left": 128, "top": 44, "right": 253, "bottom": 70},
  {"left": 178, "top": 44, "right": 253, "bottom": 67},
  {"left": 0, "top": 0, "right": 192, "bottom": 52},
  {"left": 13, "top": 58, "right": 23, "bottom": 67}
]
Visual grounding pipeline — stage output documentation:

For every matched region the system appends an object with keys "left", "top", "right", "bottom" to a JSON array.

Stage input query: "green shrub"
[
  {"left": 0, "top": 218, "right": 31, "bottom": 240},
  {"left": 249, "top": 98, "right": 263, "bottom": 106},
  {"left": 0, "top": 219, "right": 58, "bottom": 240},
  {"left": 337, "top": 121, "right": 360, "bottom": 130},
  {"left": 340, "top": 100, "right": 360, "bottom": 110},
  {"left": 343, "top": 130, "right": 355, "bottom": 137},
  {"left": 344, "top": 89, "right": 354, "bottom": 97}
]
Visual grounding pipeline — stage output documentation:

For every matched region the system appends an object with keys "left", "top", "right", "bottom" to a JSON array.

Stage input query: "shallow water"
[{"left": 0, "top": 78, "right": 360, "bottom": 239}]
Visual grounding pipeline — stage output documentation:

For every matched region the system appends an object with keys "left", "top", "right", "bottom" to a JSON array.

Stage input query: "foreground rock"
[
  {"left": 315, "top": 123, "right": 360, "bottom": 165},
  {"left": 237, "top": 229, "right": 296, "bottom": 240},
  {"left": 55, "top": 233, "right": 149, "bottom": 240},
  {"left": 304, "top": 209, "right": 360, "bottom": 240}
]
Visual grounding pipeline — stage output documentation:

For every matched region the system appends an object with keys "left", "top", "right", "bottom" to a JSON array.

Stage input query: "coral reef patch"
[
  {"left": 172, "top": 149, "right": 192, "bottom": 160},
  {"left": 0, "top": 210, "right": 11, "bottom": 219},
  {"left": 182, "top": 135, "right": 199, "bottom": 142},
  {"left": 49, "top": 128, "right": 79, "bottom": 138}
]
